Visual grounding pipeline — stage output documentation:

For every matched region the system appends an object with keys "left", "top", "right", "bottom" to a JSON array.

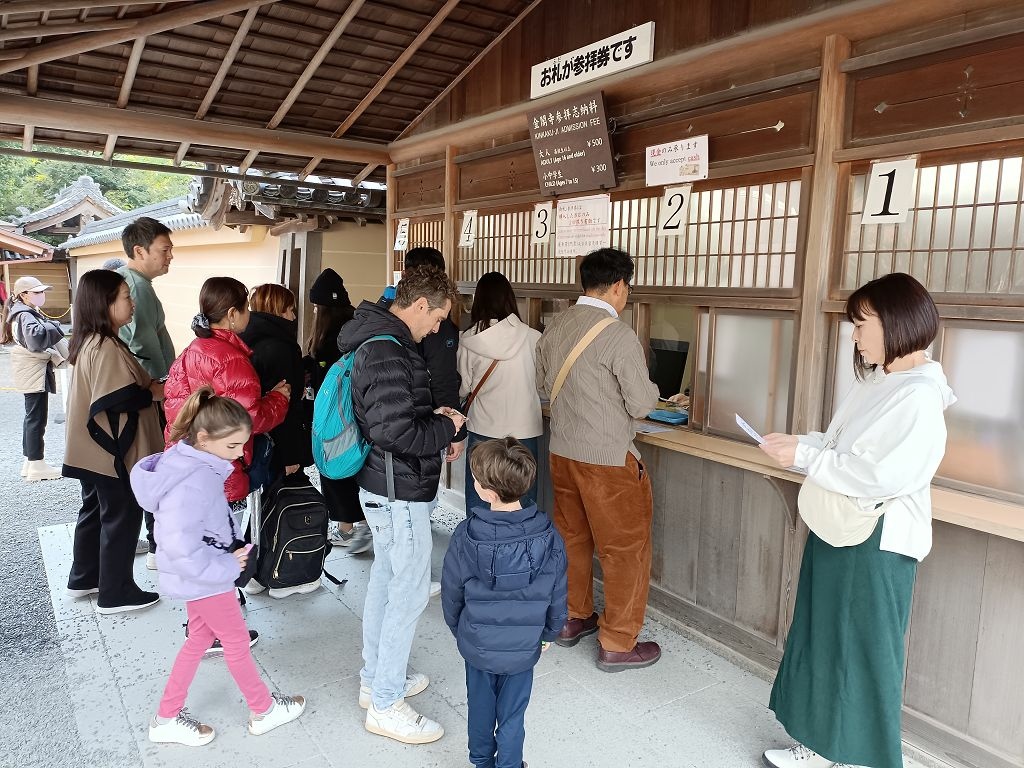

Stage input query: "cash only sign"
[{"left": 528, "top": 91, "right": 617, "bottom": 196}]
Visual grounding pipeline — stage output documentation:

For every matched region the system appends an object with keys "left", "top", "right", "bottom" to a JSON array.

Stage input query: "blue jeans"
[
  {"left": 466, "top": 661, "right": 533, "bottom": 768},
  {"left": 465, "top": 433, "right": 540, "bottom": 516},
  {"left": 358, "top": 488, "right": 433, "bottom": 710}
]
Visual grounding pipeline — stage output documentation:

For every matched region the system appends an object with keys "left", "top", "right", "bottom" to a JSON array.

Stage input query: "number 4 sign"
[
  {"left": 459, "top": 210, "right": 478, "bottom": 247},
  {"left": 657, "top": 184, "right": 692, "bottom": 239},
  {"left": 861, "top": 158, "right": 917, "bottom": 225}
]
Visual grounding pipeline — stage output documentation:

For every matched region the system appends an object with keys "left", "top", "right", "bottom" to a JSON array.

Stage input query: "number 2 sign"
[
  {"left": 657, "top": 184, "right": 692, "bottom": 239},
  {"left": 861, "top": 158, "right": 917, "bottom": 226}
]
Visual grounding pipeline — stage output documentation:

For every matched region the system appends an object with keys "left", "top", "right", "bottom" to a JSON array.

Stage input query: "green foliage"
[{"left": 0, "top": 146, "right": 193, "bottom": 243}]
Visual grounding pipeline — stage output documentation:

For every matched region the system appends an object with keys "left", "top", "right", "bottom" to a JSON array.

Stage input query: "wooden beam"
[
  {"left": 351, "top": 163, "right": 378, "bottom": 187},
  {"left": 22, "top": 125, "right": 33, "bottom": 151},
  {"left": 299, "top": 156, "right": 321, "bottom": 178},
  {"left": 398, "top": 0, "right": 543, "bottom": 140},
  {"left": 26, "top": 64, "right": 37, "bottom": 95},
  {"left": 173, "top": 142, "right": 190, "bottom": 165},
  {"left": 791, "top": 35, "right": 850, "bottom": 436},
  {"left": 2, "top": 0, "right": 193, "bottom": 12},
  {"left": 444, "top": 144, "right": 458, "bottom": 280},
  {"left": 239, "top": 148, "right": 259, "bottom": 173},
  {"left": 0, "top": 94, "right": 391, "bottom": 165},
  {"left": 0, "top": 19, "right": 137, "bottom": 42},
  {"left": 116, "top": 36, "right": 146, "bottom": 108},
  {"left": 195, "top": 6, "right": 258, "bottom": 119},
  {"left": 265, "top": 0, "right": 365, "bottom": 130},
  {"left": 0, "top": 0, "right": 277, "bottom": 76},
  {"left": 103, "top": 134, "right": 117, "bottom": 160},
  {"left": 331, "top": 0, "right": 461, "bottom": 139}
]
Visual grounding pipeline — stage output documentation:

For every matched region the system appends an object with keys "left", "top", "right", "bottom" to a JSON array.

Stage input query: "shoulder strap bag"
[
  {"left": 462, "top": 359, "right": 499, "bottom": 413},
  {"left": 549, "top": 317, "right": 617, "bottom": 404}
]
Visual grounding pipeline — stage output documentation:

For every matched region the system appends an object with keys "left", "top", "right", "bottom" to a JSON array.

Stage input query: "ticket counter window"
[{"left": 649, "top": 304, "right": 697, "bottom": 401}]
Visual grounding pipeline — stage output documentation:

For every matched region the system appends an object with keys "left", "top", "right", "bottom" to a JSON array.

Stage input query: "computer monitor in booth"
[{"left": 648, "top": 338, "right": 689, "bottom": 399}]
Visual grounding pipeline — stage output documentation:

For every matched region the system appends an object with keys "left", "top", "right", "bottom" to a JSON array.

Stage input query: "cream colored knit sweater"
[{"left": 536, "top": 303, "right": 659, "bottom": 466}]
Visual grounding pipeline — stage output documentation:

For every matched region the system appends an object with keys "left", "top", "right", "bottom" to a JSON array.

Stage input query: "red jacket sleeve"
[{"left": 217, "top": 354, "right": 288, "bottom": 435}]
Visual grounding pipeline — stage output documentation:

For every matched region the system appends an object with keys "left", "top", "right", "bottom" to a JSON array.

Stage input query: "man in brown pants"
[{"left": 536, "top": 248, "right": 661, "bottom": 671}]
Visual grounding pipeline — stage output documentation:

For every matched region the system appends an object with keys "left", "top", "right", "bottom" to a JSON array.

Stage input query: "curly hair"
[{"left": 393, "top": 265, "right": 458, "bottom": 311}]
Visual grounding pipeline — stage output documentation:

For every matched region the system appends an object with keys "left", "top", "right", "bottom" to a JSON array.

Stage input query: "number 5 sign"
[
  {"left": 657, "top": 184, "right": 692, "bottom": 239},
  {"left": 861, "top": 158, "right": 917, "bottom": 225}
]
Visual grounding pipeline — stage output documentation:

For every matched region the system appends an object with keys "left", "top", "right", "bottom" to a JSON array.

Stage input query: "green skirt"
[{"left": 769, "top": 519, "right": 917, "bottom": 768}]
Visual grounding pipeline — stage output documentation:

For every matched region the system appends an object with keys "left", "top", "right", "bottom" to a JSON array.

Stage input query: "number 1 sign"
[
  {"left": 861, "top": 158, "right": 917, "bottom": 225},
  {"left": 657, "top": 184, "right": 692, "bottom": 239}
]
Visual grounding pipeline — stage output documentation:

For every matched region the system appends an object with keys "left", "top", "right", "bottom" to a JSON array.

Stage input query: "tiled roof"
[
  {"left": 16, "top": 175, "right": 123, "bottom": 225},
  {"left": 62, "top": 197, "right": 207, "bottom": 250}
]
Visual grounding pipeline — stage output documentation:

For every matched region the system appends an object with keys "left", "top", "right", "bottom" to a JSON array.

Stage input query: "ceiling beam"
[
  {"left": 116, "top": 36, "right": 146, "bottom": 108},
  {"left": 1, "top": 0, "right": 193, "bottom": 12},
  {"left": 22, "top": 125, "right": 33, "bottom": 151},
  {"left": 0, "top": 0, "right": 278, "bottom": 76},
  {"left": 351, "top": 163, "right": 378, "bottom": 187},
  {"left": 0, "top": 94, "right": 391, "bottom": 165},
  {"left": 398, "top": 0, "right": 543, "bottom": 140},
  {"left": 102, "top": 134, "right": 117, "bottom": 160},
  {"left": 25, "top": 64, "right": 37, "bottom": 95},
  {"left": 0, "top": 19, "right": 138, "bottom": 42}
]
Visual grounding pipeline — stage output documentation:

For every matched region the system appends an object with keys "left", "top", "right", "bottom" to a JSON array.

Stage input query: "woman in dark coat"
[{"left": 303, "top": 269, "right": 371, "bottom": 553}]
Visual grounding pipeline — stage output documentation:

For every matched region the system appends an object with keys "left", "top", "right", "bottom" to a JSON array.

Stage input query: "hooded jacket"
[
  {"left": 131, "top": 441, "right": 243, "bottom": 601},
  {"left": 458, "top": 315, "right": 543, "bottom": 439},
  {"left": 163, "top": 329, "right": 289, "bottom": 501},
  {"left": 8, "top": 300, "right": 66, "bottom": 394},
  {"left": 337, "top": 301, "right": 456, "bottom": 502},
  {"left": 441, "top": 503, "right": 568, "bottom": 675},
  {"left": 795, "top": 358, "right": 957, "bottom": 561},
  {"left": 240, "top": 311, "right": 312, "bottom": 473}
]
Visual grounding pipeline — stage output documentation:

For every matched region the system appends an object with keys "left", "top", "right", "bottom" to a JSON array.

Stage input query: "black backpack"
[{"left": 255, "top": 475, "right": 332, "bottom": 590}]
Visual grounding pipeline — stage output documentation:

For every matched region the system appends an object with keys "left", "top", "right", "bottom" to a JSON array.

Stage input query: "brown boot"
[
  {"left": 555, "top": 612, "right": 599, "bottom": 647},
  {"left": 597, "top": 641, "right": 662, "bottom": 672}
]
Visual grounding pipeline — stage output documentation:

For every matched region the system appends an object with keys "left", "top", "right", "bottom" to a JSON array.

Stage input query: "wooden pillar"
[
  {"left": 385, "top": 162, "right": 397, "bottom": 277},
  {"left": 792, "top": 34, "right": 851, "bottom": 435},
  {"left": 444, "top": 144, "right": 464, "bottom": 327}
]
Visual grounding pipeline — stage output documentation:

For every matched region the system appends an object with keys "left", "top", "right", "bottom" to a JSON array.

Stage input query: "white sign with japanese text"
[
  {"left": 657, "top": 184, "right": 692, "bottom": 239},
  {"left": 861, "top": 158, "right": 917, "bottom": 225},
  {"left": 459, "top": 209, "right": 478, "bottom": 247},
  {"left": 645, "top": 136, "right": 708, "bottom": 187},
  {"left": 555, "top": 194, "right": 610, "bottom": 259},
  {"left": 531, "top": 202, "right": 553, "bottom": 246},
  {"left": 530, "top": 22, "right": 655, "bottom": 99},
  {"left": 393, "top": 218, "right": 409, "bottom": 251}
]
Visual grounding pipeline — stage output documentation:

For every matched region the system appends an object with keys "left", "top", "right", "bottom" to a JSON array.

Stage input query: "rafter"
[
  {"left": 0, "top": 19, "right": 137, "bottom": 42},
  {"left": 103, "top": 134, "right": 118, "bottom": 160},
  {"left": 351, "top": 163, "right": 378, "bottom": 187},
  {"left": 23, "top": 125, "right": 34, "bottom": 151},
  {"left": 26, "top": 64, "right": 37, "bottom": 95},
  {"left": 1, "top": 1, "right": 192, "bottom": 12},
  {"left": 0, "top": 0, "right": 277, "bottom": 76},
  {"left": 117, "top": 36, "right": 146, "bottom": 108}
]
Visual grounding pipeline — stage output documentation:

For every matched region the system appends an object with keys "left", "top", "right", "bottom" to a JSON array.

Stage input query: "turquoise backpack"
[{"left": 312, "top": 335, "right": 400, "bottom": 484}]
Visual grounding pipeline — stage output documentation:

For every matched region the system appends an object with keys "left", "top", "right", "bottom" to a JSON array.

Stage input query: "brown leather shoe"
[
  {"left": 596, "top": 641, "right": 662, "bottom": 672},
  {"left": 555, "top": 612, "right": 599, "bottom": 647}
]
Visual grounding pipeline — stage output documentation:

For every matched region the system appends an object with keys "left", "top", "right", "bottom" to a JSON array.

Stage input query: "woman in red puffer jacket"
[{"left": 163, "top": 277, "right": 290, "bottom": 503}]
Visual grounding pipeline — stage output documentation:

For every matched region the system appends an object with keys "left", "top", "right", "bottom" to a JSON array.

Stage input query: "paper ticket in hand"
[{"left": 735, "top": 414, "right": 765, "bottom": 445}]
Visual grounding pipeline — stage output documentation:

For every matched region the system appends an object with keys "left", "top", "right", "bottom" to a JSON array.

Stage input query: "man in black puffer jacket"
[{"left": 338, "top": 266, "right": 465, "bottom": 746}]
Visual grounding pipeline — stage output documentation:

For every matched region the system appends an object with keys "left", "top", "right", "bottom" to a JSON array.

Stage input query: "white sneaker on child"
[
  {"left": 429, "top": 581, "right": 441, "bottom": 598},
  {"left": 364, "top": 699, "right": 443, "bottom": 744},
  {"left": 762, "top": 744, "right": 833, "bottom": 768},
  {"left": 149, "top": 708, "right": 215, "bottom": 746},
  {"left": 358, "top": 672, "right": 429, "bottom": 708},
  {"left": 248, "top": 693, "right": 306, "bottom": 735}
]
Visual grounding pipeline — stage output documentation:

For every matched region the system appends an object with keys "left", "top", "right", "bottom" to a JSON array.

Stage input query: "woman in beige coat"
[{"left": 1, "top": 276, "right": 68, "bottom": 481}]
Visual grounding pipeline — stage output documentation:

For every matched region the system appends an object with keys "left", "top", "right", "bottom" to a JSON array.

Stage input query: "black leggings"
[{"left": 23, "top": 392, "right": 47, "bottom": 461}]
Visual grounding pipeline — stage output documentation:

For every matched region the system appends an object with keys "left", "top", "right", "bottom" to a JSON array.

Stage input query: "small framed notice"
[
  {"left": 555, "top": 194, "right": 611, "bottom": 259},
  {"left": 531, "top": 202, "right": 553, "bottom": 246},
  {"left": 459, "top": 209, "right": 478, "bottom": 247},
  {"left": 861, "top": 158, "right": 917, "bottom": 225},
  {"left": 656, "top": 185, "right": 692, "bottom": 239},
  {"left": 393, "top": 218, "right": 409, "bottom": 251},
  {"left": 645, "top": 136, "right": 708, "bottom": 187}
]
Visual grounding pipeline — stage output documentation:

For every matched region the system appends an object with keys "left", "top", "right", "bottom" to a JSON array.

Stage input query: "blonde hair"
[
  {"left": 469, "top": 437, "right": 536, "bottom": 504},
  {"left": 250, "top": 283, "right": 295, "bottom": 317},
  {"left": 169, "top": 386, "right": 252, "bottom": 444}
]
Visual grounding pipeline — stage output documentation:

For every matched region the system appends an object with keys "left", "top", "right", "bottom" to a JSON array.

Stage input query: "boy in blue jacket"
[{"left": 442, "top": 437, "right": 568, "bottom": 768}]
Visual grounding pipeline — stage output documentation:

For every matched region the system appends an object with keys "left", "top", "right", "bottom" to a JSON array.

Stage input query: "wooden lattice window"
[
  {"left": 459, "top": 208, "right": 571, "bottom": 285},
  {"left": 840, "top": 155, "right": 1024, "bottom": 297},
  {"left": 394, "top": 217, "right": 444, "bottom": 272}
]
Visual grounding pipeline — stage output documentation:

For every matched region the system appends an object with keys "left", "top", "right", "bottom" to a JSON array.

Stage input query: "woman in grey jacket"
[{"left": 0, "top": 276, "right": 67, "bottom": 481}]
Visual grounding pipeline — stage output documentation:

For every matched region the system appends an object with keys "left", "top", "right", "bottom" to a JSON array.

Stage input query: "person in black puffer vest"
[{"left": 339, "top": 266, "right": 464, "bottom": 745}]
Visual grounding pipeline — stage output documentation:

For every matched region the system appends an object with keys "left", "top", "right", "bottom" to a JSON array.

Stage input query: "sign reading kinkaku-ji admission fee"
[{"left": 528, "top": 91, "right": 617, "bottom": 197}]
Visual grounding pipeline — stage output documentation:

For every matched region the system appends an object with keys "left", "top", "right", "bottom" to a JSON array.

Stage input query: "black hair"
[
  {"left": 470, "top": 272, "right": 520, "bottom": 334},
  {"left": 121, "top": 216, "right": 172, "bottom": 260},
  {"left": 68, "top": 270, "right": 128, "bottom": 364},
  {"left": 579, "top": 248, "right": 634, "bottom": 293},
  {"left": 404, "top": 247, "right": 445, "bottom": 272}
]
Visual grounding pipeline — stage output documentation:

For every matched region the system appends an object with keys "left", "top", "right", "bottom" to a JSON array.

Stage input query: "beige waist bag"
[{"left": 797, "top": 479, "right": 886, "bottom": 547}]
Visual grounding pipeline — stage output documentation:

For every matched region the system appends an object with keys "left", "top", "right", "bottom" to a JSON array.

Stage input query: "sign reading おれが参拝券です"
[{"left": 530, "top": 22, "right": 655, "bottom": 99}]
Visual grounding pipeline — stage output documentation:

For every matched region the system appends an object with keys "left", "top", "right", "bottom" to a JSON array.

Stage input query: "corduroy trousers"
[{"left": 549, "top": 452, "right": 653, "bottom": 652}]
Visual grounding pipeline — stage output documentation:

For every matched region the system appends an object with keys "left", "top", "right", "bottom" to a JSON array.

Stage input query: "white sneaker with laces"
[
  {"left": 268, "top": 579, "right": 321, "bottom": 599},
  {"left": 359, "top": 672, "right": 429, "bottom": 709},
  {"left": 149, "top": 708, "right": 215, "bottom": 746},
  {"left": 242, "top": 578, "right": 266, "bottom": 595},
  {"left": 248, "top": 693, "right": 305, "bottom": 735},
  {"left": 364, "top": 698, "right": 443, "bottom": 744},
  {"left": 429, "top": 581, "right": 441, "bottom": 599},
  {"left": 146, "top": 552, "right": 158, "bottom": 570},
  {"left": 762, "top": 745, "right": 833, "bottom": 768}
]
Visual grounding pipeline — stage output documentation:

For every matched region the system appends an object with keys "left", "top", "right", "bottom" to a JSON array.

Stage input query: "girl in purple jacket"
[{"left": 130, "top": 387, "right": 305, "bottom": 747}]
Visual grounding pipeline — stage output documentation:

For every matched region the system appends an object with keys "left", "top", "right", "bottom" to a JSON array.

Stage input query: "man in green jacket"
[{"left": 117, "top": 216, "right": 175, "bottom": 566}]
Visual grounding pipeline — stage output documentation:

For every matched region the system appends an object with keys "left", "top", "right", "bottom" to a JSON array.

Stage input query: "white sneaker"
[
  {"left": 242, "top": 578, "right": 266, "bottom": 595},
  {"left": 149, "top": 708, "right": 215, "bottom": 746},
  {"left": 359, "top": 672, "right": 429, "bottom": 709},
  {"left": 429, "top": 581, "right": 441, "bottom": 599},
  {"left": 248, "top": 693, "right": 305, "bottom": 735},
  {"left": 146, "top": 552, "right": 158, "bottom": 570},
  {"left": 135, "top": 538, "right": 150, "bottom": 555},
  {"left": 24, "top": 460, "right": 62, "bottom": 482},
  {"left": 762, "top": 744, "right": 833, "bottom": 768},
  {"left": 364, "top": 698, "right": 443, "bottom": 744},
  {"left": 66, "top": 587, "right": 98, "bottom": 598},
  {"left": 20, "top": 458, "right": 28, "bottom": 477},
  {"left": 348, "top": 522, "right": 374, "bottom": 554},
  {"left": 268, "top": 579, "right": 321, "bottom": 599}
]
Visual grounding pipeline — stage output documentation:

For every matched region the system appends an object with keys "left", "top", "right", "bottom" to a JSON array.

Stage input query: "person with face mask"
[{"left": 1, "top": 276, "right": 69, "bottom": 481}]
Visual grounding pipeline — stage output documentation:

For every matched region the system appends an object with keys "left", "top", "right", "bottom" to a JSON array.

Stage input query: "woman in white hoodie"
[
  {"left": 458, "top": 272, "right": 542, "bottom": 513},
  {"left": 759, "top": 273, "right": 956, "bottom": 768}
]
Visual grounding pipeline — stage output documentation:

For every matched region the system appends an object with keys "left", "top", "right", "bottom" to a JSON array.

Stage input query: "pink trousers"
[{"left": 157, "top": 589, "right": 272, "bottom": 718}]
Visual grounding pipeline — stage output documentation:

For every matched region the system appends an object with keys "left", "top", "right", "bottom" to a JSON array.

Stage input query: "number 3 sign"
[
  {"left": 861, "top": 158, "right": 917, "bottom": 225},
  {"left": 657, "top": 184, "right": 692, "bottom": 239}
]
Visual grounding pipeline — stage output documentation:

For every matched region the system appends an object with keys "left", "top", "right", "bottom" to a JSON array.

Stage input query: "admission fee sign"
[
  {"left": 555, "top": 194, "right": 611, "bottom": 259},
  {"left": 529, "top": 91, "right": 617, "bottom": 196}
]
